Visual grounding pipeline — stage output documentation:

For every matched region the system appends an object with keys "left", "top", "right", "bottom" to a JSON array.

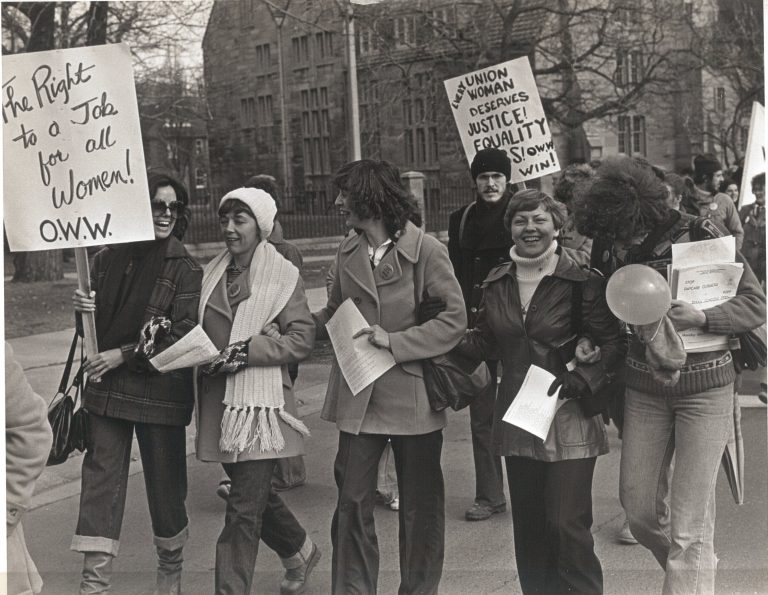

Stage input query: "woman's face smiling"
[
  {"left": 151, "top": 185, "right": 179, "bottom": 240},
  {"left": 219, "top": 204, "right": 261, "bottom": 260},
  {"left": 335, "top": 191, "right": 367, "bottom": 230},
  {"left": 510, "top": 206, "right": 558, "bottom": 258}
]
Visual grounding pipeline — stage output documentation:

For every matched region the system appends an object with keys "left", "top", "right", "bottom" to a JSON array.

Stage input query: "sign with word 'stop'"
[
  {"left": 444, "top": 57, "right": 560, "bottom": 184},
  {"left": 3, "top": 43, "right": 153, "bottom": 251}
]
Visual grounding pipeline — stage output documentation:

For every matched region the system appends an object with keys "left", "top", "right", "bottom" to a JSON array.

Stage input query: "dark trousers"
[
  {"left": 75, "top": 413, "right": 188, "bottom": 553},
  {"left": 505, "top": 456, "right": 602, "bottom": 595},
  {"left": 331, "top": 431, "right": 445, "bottom": 595},
  {"left": 469, "top": 361, "right": 505, "bottom": 506},
  {"left": 215, "top": 459, "right": 307, "bottom": 594}
]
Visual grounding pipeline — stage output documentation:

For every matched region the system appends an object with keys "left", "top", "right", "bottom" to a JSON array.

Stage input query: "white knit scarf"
[{"left": 199, "top": 241, "right": 309, "bottom": 454}]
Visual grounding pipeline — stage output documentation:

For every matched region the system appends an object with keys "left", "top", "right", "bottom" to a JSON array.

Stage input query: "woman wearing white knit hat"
[{"left": 195, "top": 187, "right": 319, "bottom": 594}]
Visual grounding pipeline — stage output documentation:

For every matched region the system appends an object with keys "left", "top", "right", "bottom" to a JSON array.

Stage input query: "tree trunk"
[
  {"left": 12, "top": 251, "right": 63, "bottom": 282},
  {"left": 86, "top": 1, "right": 108, "bottom": 46},
  {"left": 10, "top": 3, "right": 64, "bottom": 282}
]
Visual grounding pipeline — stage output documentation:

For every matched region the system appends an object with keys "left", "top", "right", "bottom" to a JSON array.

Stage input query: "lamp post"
[{"left": 345, "top": 3, "right": 362, "bottom": 160}]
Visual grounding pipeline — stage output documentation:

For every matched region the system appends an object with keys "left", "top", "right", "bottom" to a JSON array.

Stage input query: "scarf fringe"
[
  {"left": 279, "top": 409, "right": 311, "bottom": 437},
  {"left": 267, "top": 408, "right": 285, "bottom": 453}
]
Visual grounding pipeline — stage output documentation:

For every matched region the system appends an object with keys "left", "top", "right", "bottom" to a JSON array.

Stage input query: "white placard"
[
  {"left": 149, "top": 325, "right": 220, "bottom": 373},
  {"left": 671, "top": 236, "right": 735, "bottom": 269},
  {"left": 444, "top": 57, "right": 560, "bottom": 184},
  {"left": 502, "top": 364, "right": 565, "bottom": 441},
  {"left": 326, "top": 298, "right": 397, "bottom": 396},
  {"left": 3, "top": 43, "right": 153, "bottom": 252},
  {"left": 738, "top": 101, "right": 764, "bottom": 209}
]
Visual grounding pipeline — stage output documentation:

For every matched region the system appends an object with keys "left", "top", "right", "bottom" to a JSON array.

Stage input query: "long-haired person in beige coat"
[{"left": 313, "top": 159, "right": 467, "bottom": 595}]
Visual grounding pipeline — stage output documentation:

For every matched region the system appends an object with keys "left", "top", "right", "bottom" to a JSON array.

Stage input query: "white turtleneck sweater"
[{"left": 509, "top": 240, "right": 559, "bottom": 319}]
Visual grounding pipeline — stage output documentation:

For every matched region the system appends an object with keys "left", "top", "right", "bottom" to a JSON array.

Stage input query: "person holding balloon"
[
  {"left": 574, "top": 155, "right": 766, "bottom": 595},
  {"left": 457, "top": 188, "right": 626, "bottom": 595}
]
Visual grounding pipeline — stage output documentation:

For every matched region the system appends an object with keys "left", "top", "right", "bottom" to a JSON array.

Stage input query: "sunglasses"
[{"left": 151, "top": 200, "right": 184, "bottom": 215}]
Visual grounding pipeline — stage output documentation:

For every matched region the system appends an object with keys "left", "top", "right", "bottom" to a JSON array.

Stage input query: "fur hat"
[
  {"left": 693, "top": 153, "right": 723, "bottom": 179},
  {"left": 220, "top": 187, "right": 276, "bottom": 239},
  {"left": 471, "top": 148, "right": 512, "bottom": 180}
]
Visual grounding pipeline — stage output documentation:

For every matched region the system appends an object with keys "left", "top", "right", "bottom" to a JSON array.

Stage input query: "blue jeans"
[
  {"left": 71, "top": 413, "right": 189, "bottom": 556},
  {"left": 620, "top": 385, "right": 734, "bottom": 595},
  {"left": 216, "top": 459, "right": 307, "bottom": 594}
]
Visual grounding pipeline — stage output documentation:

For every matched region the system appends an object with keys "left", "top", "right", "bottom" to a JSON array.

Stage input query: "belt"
[{"left": 626, "top": 351, "right": 732, "bottom": 374}]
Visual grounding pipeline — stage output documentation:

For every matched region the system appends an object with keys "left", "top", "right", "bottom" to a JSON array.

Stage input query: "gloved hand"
[
  {"left": 418, "top": 294, "right": 447, "bottom": 324},
  {"left": 202, "top": 339, "right": 251, "bottom": 376},
  {"left": 547, "top": 371, "right": 590, "bottom": 400},
  {"left": 135, "top": 316, "right": 172, "bottom": 360}
]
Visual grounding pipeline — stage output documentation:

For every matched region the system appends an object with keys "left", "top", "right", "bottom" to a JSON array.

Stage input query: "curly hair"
[
  {"left": 333, "top": 159, "right": 419, "bottom": 239},
  {"left": 147, "top": 171, "right": 190, "bottom": 240},
  {"left": 553, "top": 163, "right": 595, "bottom": 206},
  {"left": 503, "top": 188, "right": 567, "bottom": 232},
  {"left": 573, "top": 155, "right": 670, "bottom": 242}
]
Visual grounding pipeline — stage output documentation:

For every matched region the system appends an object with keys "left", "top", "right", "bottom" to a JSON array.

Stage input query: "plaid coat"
[{"left": 83, "top": 237, "right": 203, "bottom": 426}]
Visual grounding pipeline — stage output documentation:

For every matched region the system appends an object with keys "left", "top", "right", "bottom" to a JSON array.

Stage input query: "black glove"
[
  {"left": 547, "top": 371, "right": 590, "bottom": 400},
  {"left": 418, "top": 295, "right": 447, "bottom": 324},
  {"left": 202, "top": 339, "right": 251, "bottom": 376}
]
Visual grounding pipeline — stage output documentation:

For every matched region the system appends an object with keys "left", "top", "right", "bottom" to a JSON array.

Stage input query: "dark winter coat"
[
  {"left": 448, "top": 199, "right": 513, "bottom": 326},
  {"left": 459, "top": 247, "right": 626, "bottom": 461},
  {"left": 83, "top": 236, "right": 202, "bottom": 426}
]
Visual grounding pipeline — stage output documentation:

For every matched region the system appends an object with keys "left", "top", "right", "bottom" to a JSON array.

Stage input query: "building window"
[
  {"left": 240, "top": 97, "right": 256, "bottom": 128},
  {"left": 239, "top": 0, "right": 255, "bottom": 25},
  {"left": 256, "top": 95, "right": 273, "bottom": 125},
  {"left": 616, "top": 3, "right": 641, "bottom": 25},
  {"left": 301, "top": 87, "right": 331, "bottom": 175},
  {"left": 402, "top": 74, "right": 439, "bottom": 167},
  {"left": 616, "top": 50, "right": 642, "bottom": 87},
  {"left": 315, "top": 32, "right": 334, "bottom": 59},
  {"left": 714, "top": 87, "right": 726, "bottom": 112},
  {"left": 358, "top": 25, "right": 379, "bottom": 56},
  {"left": 431, "top": 6, "right": 456, "bottom": 37},
  {"left": 195, "top": 138, "right": 205, "bottom": 155},
  {"left": 618, "top": 114, "right": 646, "bottom": 156},
  {"left": 255, "top": 43, "right": 271, "bottom": 72},
  {"left": 292, "top": 35, "right": 310, "bottom": 64},
  {"left": 359, "top": 79, "right": 381, "bottom": 157},
  {"left": 394, "top": 15, "right": 415, "bottom": 47},
  {"left": 195, "top": 167, "right": 207, "bottom": 189}
]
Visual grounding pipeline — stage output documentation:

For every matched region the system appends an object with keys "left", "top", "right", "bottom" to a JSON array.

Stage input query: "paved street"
[{"left": 10, "top": 291, "right": 768, "bottom": 594}]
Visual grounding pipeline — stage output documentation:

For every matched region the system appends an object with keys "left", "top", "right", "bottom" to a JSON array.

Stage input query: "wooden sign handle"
[{"left": 74, "top": 247, "right": 99, "bottom": 358}]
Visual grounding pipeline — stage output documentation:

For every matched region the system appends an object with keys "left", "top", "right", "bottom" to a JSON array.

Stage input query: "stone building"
[{"left": 202, "top": 0, "right": 754, "bottom": 228}]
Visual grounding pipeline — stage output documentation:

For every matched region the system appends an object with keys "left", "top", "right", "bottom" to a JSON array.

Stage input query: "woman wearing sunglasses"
[{"left": 71, "top": 172, "right": 202, "bottom": 595}]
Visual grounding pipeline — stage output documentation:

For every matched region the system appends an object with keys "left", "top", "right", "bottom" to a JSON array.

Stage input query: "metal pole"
[
  {"left": 275, "top": 18, "right": 291, "bottom": 198},
  {"left": 346, "top": 5, "right": 362, "bottom": 160}
]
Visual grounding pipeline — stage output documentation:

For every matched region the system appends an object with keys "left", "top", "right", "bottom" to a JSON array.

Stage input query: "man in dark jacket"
[{"left": 447, "top": 148, "right": 512, "bottom": 521}]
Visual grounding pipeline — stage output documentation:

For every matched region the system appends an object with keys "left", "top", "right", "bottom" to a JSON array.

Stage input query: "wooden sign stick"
[{"left": 74, "top": 247, "right": 99, "bottom": 358}]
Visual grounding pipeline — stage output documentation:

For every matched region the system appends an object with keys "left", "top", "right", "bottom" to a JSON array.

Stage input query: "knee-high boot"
[
  {"left": 80, "top": 552, "right": 114, "bottom": 594},
  {"left": 154, "top": 546, "right": 183, "bottom": 595}
]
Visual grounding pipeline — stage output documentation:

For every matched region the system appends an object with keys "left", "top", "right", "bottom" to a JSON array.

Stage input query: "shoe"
[
  {"left": 618, "top": 519, "right": 638, "bottom": 545},
  {"left": 155, "top": 546, "right": 183, "bottom": 595},
  {"left": 389, "top": 497, "right": 399, "bottom": 511},
  {"left": 216, "top": 480, "right": 231, "bottom": 500},
  {"left": 465, "top": 502, "right": 506, "bottom": 521},
  {"left": 281, "top": 543, "right": 321, "bottom": 595},
  {"left": 80, "top": 551, "right": 114, "bottom": 594}
]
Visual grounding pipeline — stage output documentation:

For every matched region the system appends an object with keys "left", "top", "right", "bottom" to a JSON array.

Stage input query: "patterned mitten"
[{"left": 202, "top": 339, "right": 251, "bottom": 376}]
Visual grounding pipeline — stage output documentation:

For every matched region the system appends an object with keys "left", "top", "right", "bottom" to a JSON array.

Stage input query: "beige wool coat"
[
  {"left": 6, "top": 343, "right": 53, "bottom": 595},
  {"left": 195, "top": 270, "right": 315, "bottom": 462},
  {"left": 314, "top": 221, "right": 467, "bottom": 435}
]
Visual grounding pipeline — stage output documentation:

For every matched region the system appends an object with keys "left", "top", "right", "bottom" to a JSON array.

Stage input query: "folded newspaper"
[{"left": 149, "top": 325, "right": 219, "bottom": 372}]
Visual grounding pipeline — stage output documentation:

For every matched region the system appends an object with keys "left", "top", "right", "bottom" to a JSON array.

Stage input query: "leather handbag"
[
  {"left": 47, "top": 328, "right": 90, "bottom": 466},
  {"left": 423, "top": 349, "right": 493, "bottom": 412}
]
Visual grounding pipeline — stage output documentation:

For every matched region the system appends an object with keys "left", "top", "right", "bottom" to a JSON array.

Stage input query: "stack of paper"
[{"left": 670, "top": 236, "right": 743, "bottom": 352}]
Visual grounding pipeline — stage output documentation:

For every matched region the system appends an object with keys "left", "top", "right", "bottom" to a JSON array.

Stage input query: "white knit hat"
[{"left": 220, "top": 187, "right": 276, "bottom": 240}]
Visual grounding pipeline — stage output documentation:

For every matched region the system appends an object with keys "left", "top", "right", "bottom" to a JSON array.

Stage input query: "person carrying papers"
[
  {"left": 455, "top": 189, "right": 626, "bottom": 595},
  {"left": 575, "top": 156, "right": 766, "bottom": 595}
]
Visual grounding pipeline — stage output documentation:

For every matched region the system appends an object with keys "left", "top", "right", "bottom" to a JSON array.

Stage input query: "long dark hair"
[
  {"left": 147, "top": 171, "right": 191, "bottom": 240},
  {"left": 334, "top": 159, "right": 420, "bottom": 239}
]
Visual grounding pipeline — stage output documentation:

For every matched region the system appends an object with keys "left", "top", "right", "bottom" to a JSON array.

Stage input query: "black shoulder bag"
[{"left": 47, "top": 326, "right": 90, "bottom": 466}]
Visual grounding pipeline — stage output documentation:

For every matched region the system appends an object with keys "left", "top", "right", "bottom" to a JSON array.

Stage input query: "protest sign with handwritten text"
[
  {"left": 3, "top": 43, "right": 153, "bottom": 251},
  {"left": 444, "top": 57, "right": 560, "bottom": 184}
]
